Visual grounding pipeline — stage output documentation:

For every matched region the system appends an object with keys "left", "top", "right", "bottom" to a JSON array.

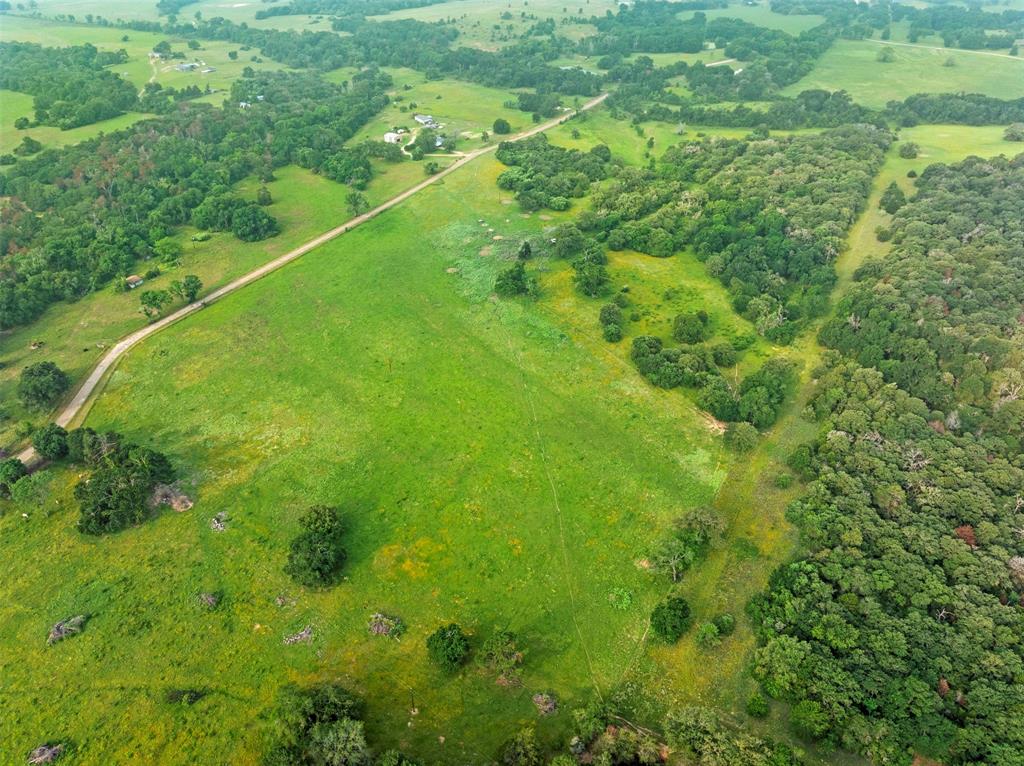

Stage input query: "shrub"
[
  {"left": 478, "top": 630, "right": 524, "bottom": 684},
  {"left": 695, "top": 622, "right": 720, "bottom": 648},
  {"left": 746, "top": 692, "right": 770, "bottom": 718},
  {"left": 32, "top": 423, "right": 68, "bottom": 460},
  {"left": 500, "top": 727, "right": 540, "bottom": 766},
  {"left": 284, "top": 505, "right": 346, "bottom": 587},
  {"left": 773, "top": 473, "right": 794, "bottom": 489},
  {"left": 75, "top": 438, "right": 174, "bottom": 535},
  {"left": 650, "top": 596, "right": 692, "bottom": 643},
  {"left": 724, "top": 422, "right": 758, "bottom": 453},
  {"left": 898, "top": 141, "right": 919, "bottom": 159},
  {"left": 495, "top": 261, "right": 535, "bottom": 297},
  {"left": 602, "top": 323, "right": 623, "bottom": 343},
  {"left": 709, "top": 341, "right": 737, "bottom": 367},
  {"left": 712, "top": 613, "right": 736, "bottom": 636},
  {"left": 426, "top": 623, "right": 470, "bottom": 671},
  {"left": 672, "top": 311, "right": 709, "bottom": 344},
  {"left": 493, "top": 118, "right": 511, "bottom": 135}
]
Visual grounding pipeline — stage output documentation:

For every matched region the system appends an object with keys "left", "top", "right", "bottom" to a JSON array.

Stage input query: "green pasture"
[
  {"left": 0, "top": 151, "right": 730, "bottom": 764},
  {"left": 335, "top": 67, "right": 530, "bottom": 144},
  {"left": 781, "top": 38, "right": 1024, "bottom": 107},
  {"left": 366, "top": 0, "right": 618, "bottom": 51},
  {"left": 0, "top": 160, "right": 437, "bottom": 449},
  {"left": 0, "top": 15, "right": 287, "bottom": 96},
  {"left": 0, "top": 89, "right": 150, "bottom": 153},
  {"left": 679, "top": 4, "right": 825, "bottom": 34}
]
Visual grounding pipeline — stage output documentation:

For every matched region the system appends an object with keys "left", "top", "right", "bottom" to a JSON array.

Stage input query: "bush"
[
  {"left": 650, "top": 596, "right": 692, "bottom": 643},
  {"left": 672, "top": 311, "right": 709, "bottom": 344},
  {"left": 709, "top": 341, "right": 737, "bottom": 367},
  {"left": 695, "top": 622, "right": 720, "bottom": 648},
  {"left": 500, "top": 727, "right": 540, "bottom": 766},
  {"left": 602, "top": 323, "right": 623, "bottom": 343},
  {"left": 746, "top": 692, "right": 770, "bottom": 718},
  {"left": 898, "top": 141, "right": 919, "bottom": 159},
  {"left": 773, "top": 472, "right": 794, "bottom": 489},
  {"left": 495, "top": 261, "right": 535, "bottom": 297},
  {"left": 478, "top": 630, "right": 524, "bottom": 684},
  {"left": 284, "top": 505, "right": 346, "bottom": 587},
  {"left": 32, "top": 423, "right": 68, "bottom": 461},
  {"left": 18, "top": 362, "right": 71, "bottom": 410},
  {"left": 426, "top": 623, "right": 470, "bottom": 671},
  {"left": 712, "top": 613, "right": 736, "bottom": 636},
  {"left": 724, "top": 422, "right": 758, "bottom": 453},
  {"left": 493, "top": 118, "right": 511, "bottom": 135}
]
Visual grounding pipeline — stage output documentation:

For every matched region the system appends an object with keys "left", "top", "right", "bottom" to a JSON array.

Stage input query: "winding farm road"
[{"left": 16, "top": 92, "right": 610, "bottom": 464}]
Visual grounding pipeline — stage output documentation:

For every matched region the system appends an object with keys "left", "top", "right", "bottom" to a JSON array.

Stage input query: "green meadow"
[
  {"left": 367, "top": 0, "right": 618, "bottom": 50},
  {"left": 0, "top": 15, "right": 287, "bottom": 96},
  {"left": 678, "top": 4, "right": 825, "bottom": 34},
  {"left": 0, "top": 150, "right": 732, "bottom": 764},
  {"left": 781, "top": 38, "right": 1024, "bottom": 107},
  {"left": 333, "top": 67, "right": 530, "bottom": 143},
  {"left": 0, "top": 160, "right": 439, "bottom": 448}
]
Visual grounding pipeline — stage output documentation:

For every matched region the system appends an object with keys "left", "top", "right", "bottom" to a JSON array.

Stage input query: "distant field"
[
  {"left": 335, "top": 67, "right": 529, "bottom": 144},
  {"left": 0, "top": 89, "right": 150, "bottom": 153},
  {"left": 679, "top": 4, "right": 825, "bottom": 34},
  {"left": 367, "top": 0, "right": 618, "bottom": 50},
  {"left": 0, "top": 15, "right": 287, "bottom": 93},
  {"left": 0, "top": 148, "right": 730, "bottom": 764},
  {"left": 0, "top": 160, "right": 439, "bottom": 448},
  {"left": 781, "top": 38, "right": 1024, "bottom": 107}
]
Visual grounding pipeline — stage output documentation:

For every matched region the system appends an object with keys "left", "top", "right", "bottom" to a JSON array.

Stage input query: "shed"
[{"left": 126, "top": 275, "right": 144, "bottom": 289}]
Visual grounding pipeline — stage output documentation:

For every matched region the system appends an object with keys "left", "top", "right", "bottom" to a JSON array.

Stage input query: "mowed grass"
[
  {"left": 0, "top": 160, "right": 436, "bottom": 448},
  {"left": 781, "top": 38, "right": 1024, "bottom": 108},
  {"left": 0, "top": 151, "right": 729, "bottom": 764}
]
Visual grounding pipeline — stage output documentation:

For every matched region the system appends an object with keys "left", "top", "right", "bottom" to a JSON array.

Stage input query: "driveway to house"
[{"left": 16, "top": 92, "right": 610, "bottom": 464}]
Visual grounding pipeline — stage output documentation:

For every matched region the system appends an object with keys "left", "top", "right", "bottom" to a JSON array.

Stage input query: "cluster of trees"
[
  {"left": 581, "top": 126, "right": 890, "bottom": 341},
  {"left": 892, "top": 3, "right": 1024, "bottom": 51},
  {"left": 64, "top": 428, "right": 175, "bottom": 535},
  {"left": 253, "top": 0, "right": 447, "bottom": 21},
  {"left": 631, "top": 334, "right": 794, "bottom": 428},
  {"left": 584, "top": 3, "right": 837, "bottom": 101},
  {"left": 750, "top": 155, "right": 1024, "bottom": 764},
  {"left": 666, "top": 706, "right": 803, "bottom": 766},
  {"left": 265, "top": 683, "right": 376, "bottom": 766},
  {"left": 495, "top": 136, "right": 611, "bottom": 212},
  {"left": 0, "top": 41, "right": 137, "bottom": 129},
  {"left": 0, "top": 70, "right": 391, "bottom": 331},
  {"left": 886, "top": 93, "right": 1024, "bottom": 127}
]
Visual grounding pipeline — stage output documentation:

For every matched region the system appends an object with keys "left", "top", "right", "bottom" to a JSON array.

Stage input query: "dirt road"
[{"left": 16, "top": 93, "right": 610, "bottom": 464}]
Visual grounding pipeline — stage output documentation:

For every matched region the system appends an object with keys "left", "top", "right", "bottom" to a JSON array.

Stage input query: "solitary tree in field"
[
  {"left": 426, "top": 623, "right": 470, "bottom": 671},
  {"left": 346, "top": 192, "right": 369, "bottom": 217},
  {"left": 18, "top": 362, "right": 70, "bottom": 410}
]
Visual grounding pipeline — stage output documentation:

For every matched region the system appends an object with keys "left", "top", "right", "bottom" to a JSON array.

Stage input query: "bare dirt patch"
[{"left": 151, "top": 483, "right": 193, "bottom": 512}]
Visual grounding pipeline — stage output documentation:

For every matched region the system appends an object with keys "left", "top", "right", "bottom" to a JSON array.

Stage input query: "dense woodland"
[
  {"left": 752, "top": 155, "right": 1024, "bottom": 765},
  {"left": 0, "top": 69, "right": 391, "bottom": 329},
  {"left": 0, "top": 41, "right": 138, "bottom": 129}
]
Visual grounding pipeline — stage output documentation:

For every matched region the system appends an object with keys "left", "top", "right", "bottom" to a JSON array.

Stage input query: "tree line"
[{"left": 750, "top": 153, "right": 1024, "bottom": 765}]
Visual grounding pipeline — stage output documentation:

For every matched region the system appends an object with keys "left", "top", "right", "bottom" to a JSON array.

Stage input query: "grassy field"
[
  {"left": 679, "top": 4, "right": 825, "bottom": 34},
  {"left": 0, "top": 89, "right": 151, "bottom": 154},
  {"left": 367, "top": 0, "right": 618, "bottom": 50},
  {"left": 0, "top": 160, "right": 440, "bottom": 449},
  {"left": 0, "top": 15, "right": 287, "bottom": 96},
  {"left": 781, "top": 38, "right": 1024, "bottom": 107},
  {"left": 334, "top": 67, "right": 530, "bottom": 144},
  {"left": 0, "top": 148, "right": 732, "bottom": 764}
]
